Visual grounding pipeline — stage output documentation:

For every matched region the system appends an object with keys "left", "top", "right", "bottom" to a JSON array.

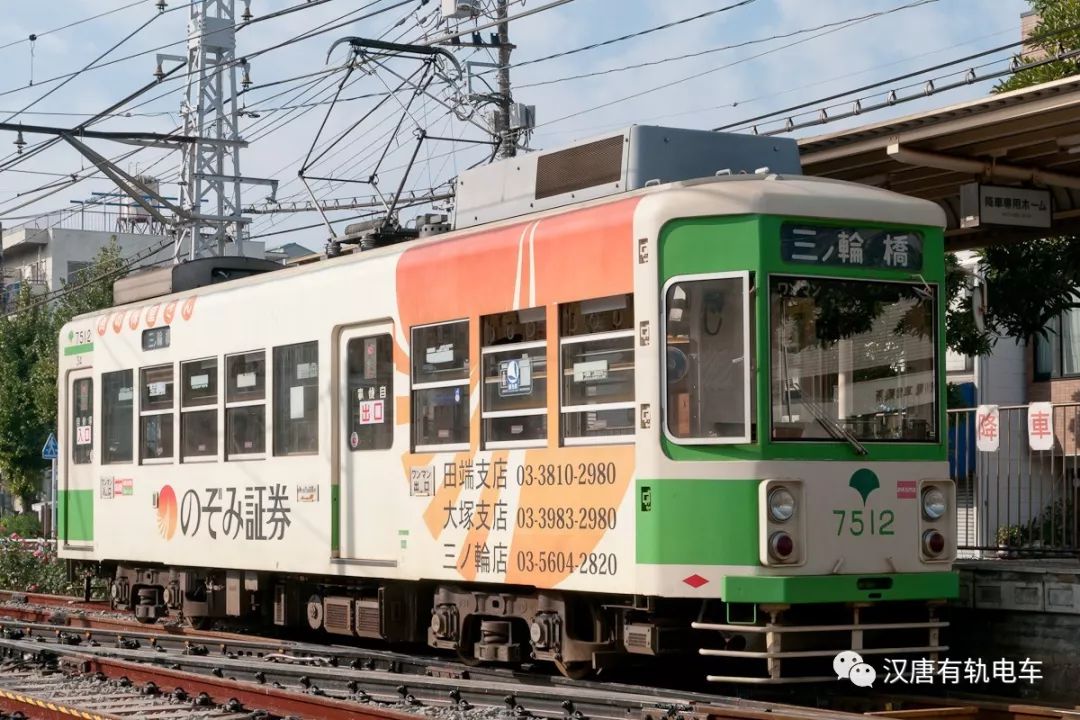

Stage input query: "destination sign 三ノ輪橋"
[{"left": 780, "top": 224, "right": 923, "bottom": 270}]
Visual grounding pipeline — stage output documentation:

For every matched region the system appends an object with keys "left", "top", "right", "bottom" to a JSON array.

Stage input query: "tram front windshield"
[{"left": 770, "top": 277, "right": 937, "bottom": 442}]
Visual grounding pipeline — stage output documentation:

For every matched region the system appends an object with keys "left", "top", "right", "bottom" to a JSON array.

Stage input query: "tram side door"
[
  {"left": 336, "top": 323, "right": 400, "bottom": 564},
  {"left": 62, "top": 369, "right": 96, "bottom": 549}
]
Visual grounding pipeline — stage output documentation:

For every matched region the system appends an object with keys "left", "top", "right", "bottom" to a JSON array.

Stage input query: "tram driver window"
[
  {"left": 412, "top": 320, "right": 470, "bottom": 451},
  {"left": 346, "top": 335, "right": 394, "bottom": 451},
  {"left": 139, "top": 365, "right": 174, "bottom": 462},
  {"left": 273, "top": 341, "right": 319, "bottom": 456},
  {"left": 225, "top": 351, "right": 265, "bottom": 458},
  {"left": 72, "top": 378, "right": 93, "bottom": 464},
  {"left": 663, "top": 273, "right": 751, "bottom": 443}
]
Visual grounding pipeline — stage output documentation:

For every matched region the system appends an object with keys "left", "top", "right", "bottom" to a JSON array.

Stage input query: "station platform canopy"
[{"left": 798, "top": 75, "right": 1080, "bottom": 250}]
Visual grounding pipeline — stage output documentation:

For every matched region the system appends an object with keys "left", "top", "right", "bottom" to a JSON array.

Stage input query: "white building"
[{"left": 1, "top": 198, "right": 266, "bottom": 309}]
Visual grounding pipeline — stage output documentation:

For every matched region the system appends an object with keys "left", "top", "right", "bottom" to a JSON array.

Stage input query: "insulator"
[
  {"left": 784, "top": 117, "right": 794, "bottom": 132},
  {"left": 242, "top": 0, "right": 253, "bottom": 22},
  {"left": 852, "top": 99, "right": 862, "bottom": 115},
  {"left": 14, "top": 129, "right": 25, "bottom": 155},
  {"left": 924, "top": 79, "right": 935, "bottom": 96},
  {"left": 965, "top": 68, "right": 976, "bottom": 84},
  {"left": 818, "top": 108, "right": 828, "bottom": 123},
  {"left": 156, "top": 0, "right": 167, "bottom": 11},
  {"left": 241, "top": 63, "right": 252, "bottom": 89},
  {"left": 153, "top": 60, "right": 164, "bottom": 81},
  {"left": 887, "top": 90, "right": 897, "bottom": 105}
]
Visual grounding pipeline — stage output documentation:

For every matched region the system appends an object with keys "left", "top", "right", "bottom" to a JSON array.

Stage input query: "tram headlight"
[
  {"left": 768, "top": 486, "right": 796, "bottom": 522},
  {"left": 922, "top": 485, "right": 947, "bottom": 520}
]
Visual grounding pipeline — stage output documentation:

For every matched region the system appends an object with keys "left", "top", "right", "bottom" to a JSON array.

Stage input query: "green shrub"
[
  {"left": 0, "top": 514, "right": 41, "bottom": 538},
  {"left": 0, "top": 535, "right": 75, "bottom": 595}
]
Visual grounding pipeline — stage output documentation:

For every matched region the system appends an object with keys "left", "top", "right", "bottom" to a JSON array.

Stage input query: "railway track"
[{"left": 0, "top": 601, "right": 1074, "bottom": 720}]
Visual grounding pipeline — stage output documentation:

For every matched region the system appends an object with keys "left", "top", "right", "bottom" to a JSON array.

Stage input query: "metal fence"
[{"left": 949, "top": 403, "right": 1080, "bottom": 557}]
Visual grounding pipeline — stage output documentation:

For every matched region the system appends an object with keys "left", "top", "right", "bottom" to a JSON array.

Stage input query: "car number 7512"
[{"left": 833, "top": 509, "right": 895, "bottom": 536}]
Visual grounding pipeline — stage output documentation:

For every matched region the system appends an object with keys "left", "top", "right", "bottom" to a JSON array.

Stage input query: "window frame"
[
  {"left": 412, "top": 319, "right": 470, "bottom": 453},
  {"left": 71, "top": 377, "right": 93, "bottom": 465},
  {"left": 101, "top": 369, "right": 134, "bottom": 465},
  {"left": 139, "top": 363, "right": 175, "bottom": 464},
  {"left": 766, "top": 273, "right": 940, "bottom": 445},
  {"left": 272, "top": 341, "right": 320, "bottom": 457},
  {"left": 180, "top": 357, "right": 219, "bottom": 462},
  {"left": 225, "top": 350, "right": 267, "bottom": 461},
  {"left": 1034, "top": 310, "right": 1080, "bottom": 381},
  {"left": 481, "top": 306, "right": 548, "bottom": 451},
  {"left": 558, "top": 295, "right": 636, "bottom": 447},
  {"left": 346, "top": 334, "right": 395, "bottom": 452},
  {"left": 660, "top": 271, "right": 752, "bottom": 446}
]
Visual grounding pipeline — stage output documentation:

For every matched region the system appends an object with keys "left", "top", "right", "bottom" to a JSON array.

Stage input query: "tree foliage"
[
  {"left": 945, "top": 0, "right": 1080, "bottom": 355},
  {"left": 996, "top": 0, "right": 1080, "bottom": 94},
  {"left": 0, "top": 240, "right": 126, "bottom": 504}
]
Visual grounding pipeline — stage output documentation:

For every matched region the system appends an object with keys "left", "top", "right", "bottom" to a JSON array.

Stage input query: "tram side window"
[
  {"left": 72, "top": 378, "right": 93, "bottom": 464},
  {"left": 664, "top": 274, "right": 751, "bottom": 443},
  {"left": 225, "top": 351, "right": 265, "bottom": 458},
  {"left": 273, "top": 341, "right": 319, "bottom": 456},
  {"left": 346, "top": 335, "right": 394, "bottom": 451},
  {"left": 412, "top": 320, "right": 470, "bottom": 451},
  {"left": 481, "top": 308, "right": 547, "bottom": 448},
  {"left": 102, "top": 370, "right": 133, "bottom": 464},
  {"left": 139, "top": 365, "right": 174, "bottom": 462},
  {"left": 180, "top": 358, "right": 218, "bottom": 460},
  {"left": 559, "top": 294, "right": 635, "bottom": 444}
]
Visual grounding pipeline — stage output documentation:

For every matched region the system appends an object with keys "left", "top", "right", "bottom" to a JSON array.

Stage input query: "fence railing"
[{"left": 949, "top": 403, "right": 1080, "bottom": 558}]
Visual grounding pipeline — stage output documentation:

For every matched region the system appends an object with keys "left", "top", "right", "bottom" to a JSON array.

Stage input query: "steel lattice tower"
[{"left": 177, "top": 0, "right": 246, "bottom": 260}]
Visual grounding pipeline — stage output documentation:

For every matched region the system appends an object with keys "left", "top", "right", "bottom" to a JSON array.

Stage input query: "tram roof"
[{"left": 798, "top": 75, "right": 1080, "bottom": 250}]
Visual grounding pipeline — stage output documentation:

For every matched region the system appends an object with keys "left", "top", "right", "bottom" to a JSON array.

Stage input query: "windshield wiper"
[{"left": 789, "top": 381, "right": 868, "bottom": 456}]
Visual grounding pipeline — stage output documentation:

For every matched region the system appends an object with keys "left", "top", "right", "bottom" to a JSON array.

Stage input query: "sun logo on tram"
[{"left": 157, "top": 484, "right": 178, "bottom": 541}]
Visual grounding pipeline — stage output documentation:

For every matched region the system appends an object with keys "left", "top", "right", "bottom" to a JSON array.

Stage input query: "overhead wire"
[
  {"left": 517, "top": 0, "right": 939, "bottom": 89},
  {"left": 530, "top": 0, "right": 944, "bottom": 131},
  {"left": 0, "top": 0, "right": 404, "bottom": 217},
  {"left": 0, "top": 0, "right": 156, "bottom": 54},
  {"left": 487, "top": 0, "right": 759, "bottom": 75}
]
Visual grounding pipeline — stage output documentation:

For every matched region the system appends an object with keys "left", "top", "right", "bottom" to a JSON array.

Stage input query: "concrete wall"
[{"left": 950, "top": 561, "right": 1080, "bottom": 703}]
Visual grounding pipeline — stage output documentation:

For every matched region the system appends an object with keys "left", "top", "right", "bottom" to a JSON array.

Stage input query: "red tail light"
[
  {"left": 769, "top": 531, "right": 795, "bottom": 561},
  {"left": 922, "top": 530, "right": 946, "bottom": 556}
]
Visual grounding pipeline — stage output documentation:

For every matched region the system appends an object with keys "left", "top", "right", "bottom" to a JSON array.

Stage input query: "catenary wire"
[
  {"left": 530, "top": 0, "right": 946, "bottom": 132},
  {"left": 517, "top": 0, "right": 939, "bottom": 89}
]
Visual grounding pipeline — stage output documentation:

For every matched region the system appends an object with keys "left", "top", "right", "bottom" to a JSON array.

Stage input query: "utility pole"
[
  {"left": 495, "top": 0, "right": 515, "bottom": 158},
  {"left": 176, "top": 0, "right": 247, "bottom": 260}
]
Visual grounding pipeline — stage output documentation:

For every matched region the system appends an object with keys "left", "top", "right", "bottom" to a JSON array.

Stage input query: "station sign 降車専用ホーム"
[
  {"left": 960, "top": 183, "right": 1052, "bottom": 229},
  {"left": 779, "top": 224, "right": 922, "bottom": 270}
]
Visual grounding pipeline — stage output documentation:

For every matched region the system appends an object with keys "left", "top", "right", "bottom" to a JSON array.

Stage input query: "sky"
[{"left": 0, "top": 0, "right": 1033, "bottom": 254}]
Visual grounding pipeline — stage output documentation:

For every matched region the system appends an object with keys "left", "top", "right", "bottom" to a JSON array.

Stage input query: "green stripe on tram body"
[
  {"left": 58, "top": 489, "right": 94, "bottom": 542},
  {"left": 63, "top": 342, "right": 94, "bottom": 356}
]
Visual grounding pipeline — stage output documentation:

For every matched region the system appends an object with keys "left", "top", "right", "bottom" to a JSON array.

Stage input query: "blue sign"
[{"left": 41, "top": 432, "right": 58, "bottom": 461}]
